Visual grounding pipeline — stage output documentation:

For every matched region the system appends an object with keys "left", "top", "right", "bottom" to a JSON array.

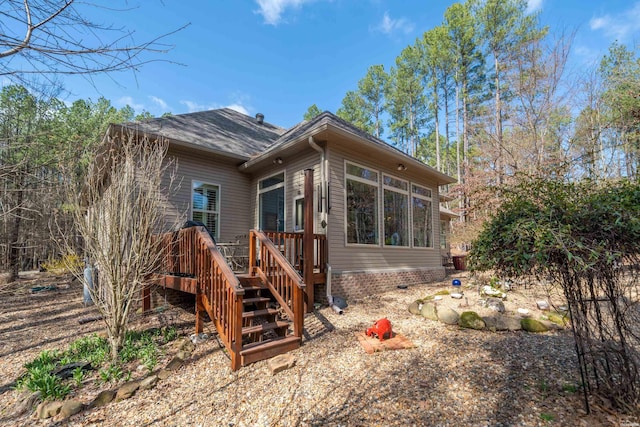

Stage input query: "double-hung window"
[
  {"left": 412, "top": 184, "right": 433, "bottom": 248},
  {"left": 192, "top": 181, "right": 220, "bottom": 239},
  {"left": 383, "top": 175, "right": 409, "bottom": 246},
  {"left": 346, "top": 162, "right": 379, "bottom": 245}
]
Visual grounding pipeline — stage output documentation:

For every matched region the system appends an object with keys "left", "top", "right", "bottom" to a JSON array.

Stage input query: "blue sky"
[{"left": 61, "top": 0, "right": 640, "bottom": 129}]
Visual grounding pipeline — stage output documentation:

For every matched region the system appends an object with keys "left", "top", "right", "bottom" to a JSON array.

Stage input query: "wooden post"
[
  {"left": 303, "top": 168, "right": 314, "bottom": 312},
  {"left": 195, "top": 291, "right": 204, "bottom": 334},
  {"left": 249, "top": 230, "right": 256, "bottom": 275}
]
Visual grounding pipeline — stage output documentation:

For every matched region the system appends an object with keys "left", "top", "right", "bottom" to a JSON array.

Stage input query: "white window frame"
[
  {"left": 191, "top": 180, "right": 220, "bottom": 240},
  {"left": 257, "top": 170, "right": 286, "bottom": 231},
  {"left": 382, "top": 173, "right": 410, "bottom": 248},
  {"left": 411, "top": 183, "right": 434, "bottom": 249},
  {"left": 344, "top": 161, "right": 380, "bottom": 246}
]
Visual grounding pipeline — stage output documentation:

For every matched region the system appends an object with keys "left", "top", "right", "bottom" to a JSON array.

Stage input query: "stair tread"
[
  {"left": 242, "top": 320, "right": 289, "bottom": 335},
  {"left": 243, "top": 297, "right": 270, "bottom": 304},
  {"left": 240, "top": 335, "right": 300, "bottom": 355},
  {"left": 240, "top": 284, "right": 265, "bottom": 291},
  {"left": 242, "top": 308, "right": 278, "bottom": 319}
]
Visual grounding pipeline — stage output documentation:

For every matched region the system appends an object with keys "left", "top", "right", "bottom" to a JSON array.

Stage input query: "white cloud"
[
  {"left": 226, "top": 103, "right": 250, "bottom": 115},
  {"left": 149, "top": 96, "right": 169, "bottom": 111},
  {"left": 116, "top": 96, "right": 144, "bottom": 112},
  {"left": 526, "top": 0, "right": 543, "bottom": 14},
  {"left": 375, "top": 12, "right": 414, "bottom": 36},
  {"left": 590, "top": 2, "right": 640, "bottom": 42},
  {"left": 179, "top": 100, "right": 251, "bottom": 115},
  {"left": 255, "top": 0, "right": 314, "bottom": 26}
]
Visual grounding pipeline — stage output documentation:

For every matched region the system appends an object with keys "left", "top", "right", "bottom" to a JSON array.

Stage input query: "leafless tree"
[
  {"left": 66, "top": 129, "right": 182, "bottom": 360},
  {"left": 0, "top": 0, "right": 186, "bottom": 90}
]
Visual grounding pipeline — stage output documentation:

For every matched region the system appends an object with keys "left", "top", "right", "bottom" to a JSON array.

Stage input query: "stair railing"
[
  {"left": 156, "top": 226, "right": 244, "bottom": 370},
  {"left": 249, "top": 229, "right": 305, "bottom": 338},
  {"left": 264, "top": 231, "right": 327, "bottom": 274}
]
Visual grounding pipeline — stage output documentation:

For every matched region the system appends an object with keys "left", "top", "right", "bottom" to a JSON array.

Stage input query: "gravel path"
[{"left": 0, "top": 272, "right": 628, "bottom": 426}]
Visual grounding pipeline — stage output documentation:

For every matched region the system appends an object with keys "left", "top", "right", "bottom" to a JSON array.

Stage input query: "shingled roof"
[{"left": 120, "top": 108, "right": 285, "bottom": 158}]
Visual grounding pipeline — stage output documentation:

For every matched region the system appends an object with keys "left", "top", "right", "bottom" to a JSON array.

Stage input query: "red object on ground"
[{"left": 366, "top": 318, "right": 393, "bottom": 341}]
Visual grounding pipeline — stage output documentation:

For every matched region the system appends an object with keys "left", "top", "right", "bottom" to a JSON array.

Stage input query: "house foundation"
[{"left": 328, "top": 267, "right": 446, "bottom": 302}]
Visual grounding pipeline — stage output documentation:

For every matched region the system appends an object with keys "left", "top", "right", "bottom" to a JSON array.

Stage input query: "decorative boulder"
[
  {"left": 481, "top": 285, "right": 507, "bottom": 300},
  {"left": 546, "top": 312, "right": 568, "bottom": 326},
  {"left": 437, "top": 307, "right": 459, "bottom": 325},
  {"left": 482, "top": 316, "right": 498, "bottom": 332},
  {"left": 521, "top": 318, "right": 549, "bottom": 333},
  {"left": 36, "top": 401, "right": 63, "bottom": 419},
  {"left": 536, "top": 300, "right": 550, "bottom": 311},
  {"left": 458, "top": 311, "right": 486, "bottom": 330},
  {"left": 495, "top": 316, "right": 522, "bottom": 331},
  {"left": 89, "top": 390, "right": 115, "bottom": 408},
  {"left": 59, "top": 400, "right": 84, "bottom": 418},
  {"left": 420, "top": 302, "right": 438, "bottom": 321},
  {"left": 484, "top": 297, "right": 505, "bottom": 313},
  {"left": 115, "top": 381, "right": 140, "bottom": 401},
  {"left": 408, "top": 301, "right": 422, "bottom": 315}
]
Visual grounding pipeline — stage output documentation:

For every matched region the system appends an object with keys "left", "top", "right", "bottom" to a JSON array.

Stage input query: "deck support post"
[
  {"left": 195, "top": 291, "right": 204, "bottom": 335},
  {"left": 303, "top": 168, "right": 314, "bottom": 313}
]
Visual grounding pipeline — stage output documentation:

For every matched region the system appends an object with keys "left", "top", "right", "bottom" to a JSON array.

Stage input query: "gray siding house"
[{"left": 116, "top": 108, "right": 456, "bottom": 301}]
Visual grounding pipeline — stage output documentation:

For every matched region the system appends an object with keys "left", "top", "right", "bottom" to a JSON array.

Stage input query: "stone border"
[{"left": 31, "top": 338, "right": 197, "bottom": 421}]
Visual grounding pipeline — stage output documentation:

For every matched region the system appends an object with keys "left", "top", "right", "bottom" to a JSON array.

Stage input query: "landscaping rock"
[
  {"left": 521, "top": 318, "right": 549, "bottom": 333},
  {"left": 484, "top": 297, "right": 505, "bottom": 313},
  {"left": 495, "top": 316, "right": 522, "bottom": 331},
  {"left": 158, "top": 369, "right": 171, "bottom": 380},
  {"left": 36, "top": 401, "right": 63, "bottom": 419},
  {"left": 115, "top": 381, "right": 140, "bottom": 401},
  {"left": 458, "top": 311, "right": 486, "bottom": 330},
  {"left": 165, "top": 355, "right": 184, "bottom": 371},
  {"left": 437, "top": 307, "right": 459, "bottom": 325},
  {"left": 450, "top": 292, "right": 464, "bottom": 299},
  {"left": 139, "top": 375, "right": 159, "bottom": 390},
  {"left": 408, "top": 301, "right": 422, "bottom": 315},
  {"left": 420, "top": 302, "right": 438, "bottom": 321},
  {"left": 268, "top": 354, "right": 296, "bottom": 375},
  {"left": 189, "top": 333, "right": 210, "bottom": 344},
  {"left": 89, "top": 390, "right": 115, "bottom": 408},
  {"left": 12, "top": 391, "right": 41, "bottom": 417},
  {"left": 546, "top": 312, "right": 568, "bottom": 326},
  {"left": 481, "top": 285, "right": 506, "bottom": 300},
  {"left": 517, "top": 308, "right": 530, "bottom": 316},
  {"left": 482, "top": 316, "right": 498, "bottom": 332},
  {"left": 179, "top": 339, "right": 196, "bottom": 354},
  {"left": 536, "top": 300, "right": 550, "bottom": 310},
  {"left": 59, "top": 400, "right": 84, "bottom": 418}
]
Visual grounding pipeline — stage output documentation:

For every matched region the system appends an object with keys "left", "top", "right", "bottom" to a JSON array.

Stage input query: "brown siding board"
[{"left": 326, "top": 143, "right": 443, "bottom": 273}]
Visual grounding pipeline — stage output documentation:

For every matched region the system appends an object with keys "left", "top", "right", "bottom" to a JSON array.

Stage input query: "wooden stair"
[{"left": 236, "top": 273, "right": 301, "bottom": 366}]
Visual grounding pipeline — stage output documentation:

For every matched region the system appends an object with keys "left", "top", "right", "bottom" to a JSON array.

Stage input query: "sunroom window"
[
  {"left": 412, "top": 184, "right": 433, "bottom": 248},
  {"left": 192, "top": 181, "right": 220, "bottom": 239},
  {"left": 346, "top": 162, "right": 378, "bottom": 245},
  {"left": 383, "top": 175, "right": 409, "bottom": 246}
]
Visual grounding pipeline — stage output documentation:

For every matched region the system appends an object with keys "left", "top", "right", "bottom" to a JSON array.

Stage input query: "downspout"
[{"left": 309, "top": 137, "right": 342, "bottom": 314}]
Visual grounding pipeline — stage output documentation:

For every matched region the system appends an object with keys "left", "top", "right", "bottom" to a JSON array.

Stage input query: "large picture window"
[
  {"left": 412, "top": 184, "right": 433, "bottom": 248},
  {"left": 192, "top": 181, "right": 220, "bottom": 239},
  {"left": 346, "top": 162, "right": 378, "bottom": 245},
  {"left": 383, "top": 175, "right": 409, "bottom": 246}
]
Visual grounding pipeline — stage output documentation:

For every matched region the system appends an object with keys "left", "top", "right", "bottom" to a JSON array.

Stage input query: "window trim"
[
  {"left": 293, "top": 195, "right": 305, "bottom": 232},
  {"left": 411, "top": 182, "right": 435, "bottom": 250},
  {"left": 382, "top": 173, "right": 410, "bottom": 248},
  {"left": 257, "top": 170, "right": 286, "bottom": 231},
  {"left": 191, "top": 179, "right": 221, "bottom": 240},
  {"left": 344, "top": 160, "right": 380, "bottom": 247}
]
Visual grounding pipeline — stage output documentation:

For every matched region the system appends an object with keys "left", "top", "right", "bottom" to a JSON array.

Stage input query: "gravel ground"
[{"left": 0, "top": 271, "right": 633, "bottom": 426}]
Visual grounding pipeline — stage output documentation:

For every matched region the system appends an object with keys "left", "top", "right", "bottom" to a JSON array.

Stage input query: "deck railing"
[
  {"left": 263, "top": 231, "right": 327, "bottom": 274},
  {"left": 156, "top": 226, "right": 244, "bottom": 369},
  {"left": 250, "top": 229, "right": 305, "bottom": 337}
]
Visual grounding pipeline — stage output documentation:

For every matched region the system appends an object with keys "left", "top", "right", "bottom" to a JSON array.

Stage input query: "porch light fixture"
[
  {"left": 273, "top": 157, "right": 284, "bottom": 165},
  {"left": 397, "top": 163, "right": 407, "bottom": 171}
]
